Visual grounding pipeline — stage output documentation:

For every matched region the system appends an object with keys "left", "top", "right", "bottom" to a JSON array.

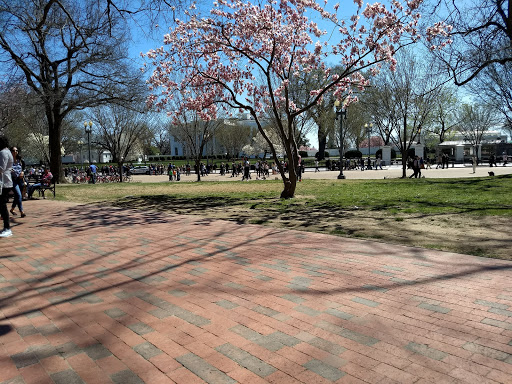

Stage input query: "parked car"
[{"left": 130, "top": 166, "right": 150, "bottom": 175}]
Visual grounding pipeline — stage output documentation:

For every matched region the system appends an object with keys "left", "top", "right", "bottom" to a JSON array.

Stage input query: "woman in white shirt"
[{"left": 0, "top": 136, "right": 14, "bottom": 237}]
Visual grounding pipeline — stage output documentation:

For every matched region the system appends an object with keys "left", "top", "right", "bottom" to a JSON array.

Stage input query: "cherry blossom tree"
[{"left": 145, "top": 0, "right": 449, "bottom": 198}]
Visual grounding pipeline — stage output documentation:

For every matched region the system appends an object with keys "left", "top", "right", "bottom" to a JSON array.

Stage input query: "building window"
[{"left": 175, "top": 147, "right": 179, "bottom": 156}]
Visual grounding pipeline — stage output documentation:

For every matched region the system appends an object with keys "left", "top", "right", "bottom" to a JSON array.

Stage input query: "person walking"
[
  {"left": 242, "top": 157, "right": 250, "bottom": 181},
  {"left": 296, "top": 155, "right": 302, "bottom": 182},
  {"left": 10, "top": 147, "right": 26, "bottom": 218},
  {"left": 0, "top": 136, "right": 14, "bottom": 238},
  {"left": 375, "top": 155, "right": 383, "bottom": 170},
  {"left": 89, "top": 163, "right": 97, "bottom": 184},
  {"left": 409, "top": 156, "right": 421, "bottom": 178}
]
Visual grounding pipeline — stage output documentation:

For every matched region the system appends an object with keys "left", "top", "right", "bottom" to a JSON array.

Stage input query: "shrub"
[
  {"left": 344, "top": 150, "right": 362, "bottom": 159},
  {"left": 315, "top": 151, "right": 330, "bottom": 159}
]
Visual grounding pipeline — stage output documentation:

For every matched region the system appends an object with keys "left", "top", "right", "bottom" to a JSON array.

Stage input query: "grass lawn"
[{"left": 54, "top": 175, "right": 512, "bottom": 259}]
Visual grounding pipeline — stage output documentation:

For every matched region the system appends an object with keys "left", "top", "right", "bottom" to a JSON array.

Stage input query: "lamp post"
[
  {"left": 334, "top": 99, "right": 347, "bottom": 179},
  {"left": 77, "top": 140, "right": 84, "bottom": 168},
  {"left": 84, "top": 121, "right": 92, "bottom": 164},
  {"left": 365, "top": 123, "right": 373, "bottom": 169},
  {"left": 417, "top": 127, "right": 422, "bottom": 144}
]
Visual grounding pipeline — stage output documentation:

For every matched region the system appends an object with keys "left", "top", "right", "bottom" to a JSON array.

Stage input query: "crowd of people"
[
  {"left": 66, "top": 164, "right": 131, "bottom": 184},
  {"left": 154, "top": 159, "right": 281, "bottom": 180},
  {"left": 0, "top": 136, "right": 57, "bottom": 238},
  {"left": 324, "top": 157, "right": 385, "bottom": 171}
]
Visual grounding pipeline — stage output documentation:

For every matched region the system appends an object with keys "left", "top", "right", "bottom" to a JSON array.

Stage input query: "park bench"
[{"left": 27, "top": 174, "right": 56, "bottom": 199}]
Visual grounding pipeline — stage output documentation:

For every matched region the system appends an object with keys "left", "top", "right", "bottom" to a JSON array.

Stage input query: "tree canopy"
[{"left": 0, "top": 0, "right": 145, "bottom": 181}]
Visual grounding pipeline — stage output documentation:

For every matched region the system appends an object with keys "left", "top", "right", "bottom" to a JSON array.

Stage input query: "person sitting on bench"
[{"left": 28, "top": 167, "right": 53, "bottom": 199}]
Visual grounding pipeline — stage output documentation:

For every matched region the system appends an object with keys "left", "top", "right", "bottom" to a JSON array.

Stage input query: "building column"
[{"left": 381, "top": 146, "right": 391, "bottom": 166}]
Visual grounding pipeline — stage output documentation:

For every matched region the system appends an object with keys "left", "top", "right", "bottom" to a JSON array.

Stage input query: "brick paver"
[{"left": 0, "top": 200, "right": 511, "bottom": 383}]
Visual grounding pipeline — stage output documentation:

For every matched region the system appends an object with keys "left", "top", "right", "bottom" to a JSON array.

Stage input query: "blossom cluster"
[{"left": 144, "top": 0, "right": 450, "bottom": 121}]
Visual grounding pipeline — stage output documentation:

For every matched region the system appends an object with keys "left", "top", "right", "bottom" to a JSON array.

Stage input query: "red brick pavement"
[{"left": 0, "top": 200, "right": 511, "bottom": 383}]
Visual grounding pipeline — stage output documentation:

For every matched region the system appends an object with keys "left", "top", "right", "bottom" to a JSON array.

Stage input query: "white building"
[{"left": 437, "top": 130, "right": 509, "bottom": 162}]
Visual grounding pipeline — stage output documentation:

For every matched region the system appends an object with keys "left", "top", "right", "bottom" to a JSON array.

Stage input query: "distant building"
[
  {"left": 437, "top": 131, "right": 510, "bottom": 162},
  {"left": 167, "top": 114, "right": 256, "bottom": 159}
]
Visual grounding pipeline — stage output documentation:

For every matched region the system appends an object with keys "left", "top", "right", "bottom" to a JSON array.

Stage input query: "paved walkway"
[
  {"left": 131, "top": 164, "right": 512, "bottom": 183},
  {"left": 1, "top": 200, "right": 511, "bottom": 384}
]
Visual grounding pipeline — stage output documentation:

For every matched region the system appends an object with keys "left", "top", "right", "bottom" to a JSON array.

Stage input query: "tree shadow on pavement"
[{"left": 103, "top": 194, "right": 512, "bottom": 259}]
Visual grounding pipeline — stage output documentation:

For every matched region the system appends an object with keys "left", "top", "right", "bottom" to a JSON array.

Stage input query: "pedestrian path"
[
  {"left": 132, "top": 163, "right": 512, "bottom": 182},
  {"left": 0, "top": 200, "right": 511, "bottom": 383}
]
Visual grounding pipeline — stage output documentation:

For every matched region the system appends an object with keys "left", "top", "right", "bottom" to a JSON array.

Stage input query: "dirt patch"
[{"left": 110, "top": 196, "right": 512, "bottom": 260}]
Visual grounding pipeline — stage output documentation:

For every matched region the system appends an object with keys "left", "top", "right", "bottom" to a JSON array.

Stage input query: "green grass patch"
[{"left": 54, "top": 175, "right": 512, "bottom": 217}]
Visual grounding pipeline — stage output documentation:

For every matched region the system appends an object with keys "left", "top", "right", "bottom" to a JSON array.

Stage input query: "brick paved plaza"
[{"left": 0, "top": 200, "right": 511, "bottom": 383}]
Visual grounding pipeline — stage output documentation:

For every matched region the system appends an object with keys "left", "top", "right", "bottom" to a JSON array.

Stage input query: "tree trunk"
[
  {"left": 118, "top": 162, "right": 124, "bottom": 182},
  {"left": 47, "top": 110, "right": 64, "bottom": 183},
  {"left": 317, "top": 131, "right": 327, "bottom": 160},
  {"left": 195, "top": 158, "right": 201, "bottom": 182},
  {"left": 401, "top": 156, "right": 407, "bottom": 178},
  {"left": 280, "top": 166, "right": 297, "bottom": 199}
]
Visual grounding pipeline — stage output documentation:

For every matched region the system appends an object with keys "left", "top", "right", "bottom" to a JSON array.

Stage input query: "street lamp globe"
[
  {"left": 84, "top": 120, "right": 92, "bottom": 133},
  {"left": 84, "top": 121, "right": 93, "bottom": 164}
]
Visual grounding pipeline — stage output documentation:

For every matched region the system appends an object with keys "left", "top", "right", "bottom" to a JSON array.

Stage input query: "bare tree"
[
  {"left": 430, "top": 86, "right": 460, "bottom": 144},
  {"left": 215, "top": 120, "right": 252, "bottom": 159},
  {"left": 456, "top": 103, "right": 500, "bottom": 173},
  {"left": 90, "top": 104, "right": 152, "bottom": 181},
  {"left": 168, "top": 91, "right": 222, "bottom": 181},
  {"left": 344, "top": 100, "right": 372, "bottom": 151},
  {"left": 467, "top": 62, "right": 512, "bottom": 138},
  {"left": 0, "top": 83, "right": 34, "bottom": 150},
  {"left": 171, "top": 117, "right": 221, "bottom": 181},
  {"left": 0, "top": 83, "right": 56, "bottom": 163},
  {"left": 152, "top": 128, "right": 172, "bottom": 156},
  {"left": 363, "top": 50, "right": 441, "bottom": 177},
  {"left": 426, "top": 0, "right": 512, "bottom": 86},
  {"left": 0, "top": 0, "right": 145, "bottom": 181}
]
